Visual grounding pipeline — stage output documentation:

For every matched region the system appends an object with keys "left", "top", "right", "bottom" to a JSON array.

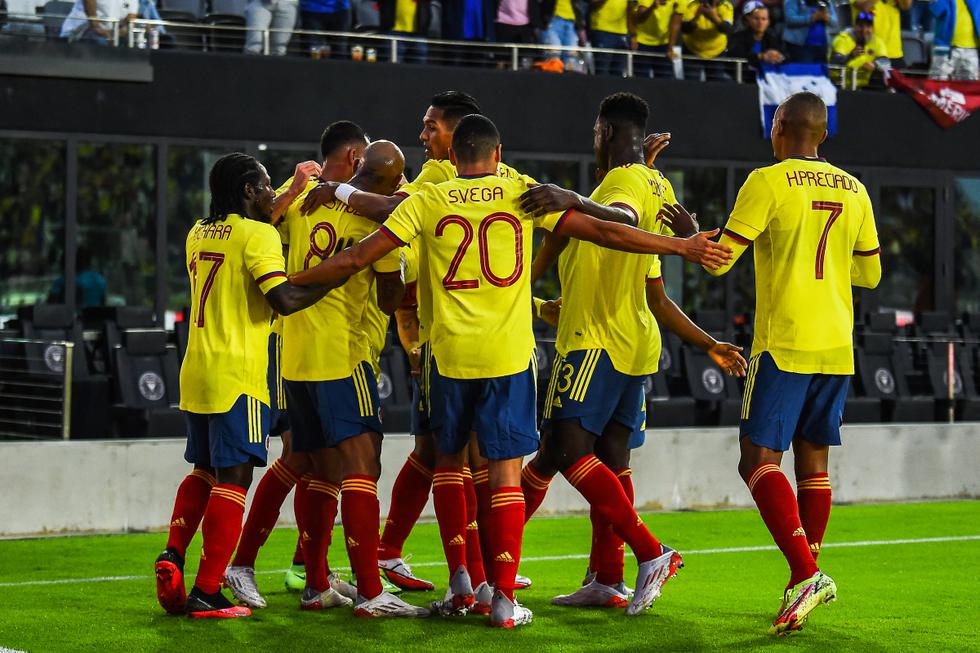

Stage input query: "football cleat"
[
  {"left": 329, "top": 572, "right": 359, "bottom": 601},
  {"left": 300, "top": 586, "right": 353, "bottom": 610},
  {"left": 769, "top": 571, "right": 837, "bottom": 636},
  {"left": 471, "top": 581, "right": 493, "bottom": 615},
  {"left": 284, "top": 563, "right": 306, "bottom": 592},
  {"left": 185, "top": 586, "right": 251, "bottom": 619},
  {"left": 354, "top": 591, "right": 431, "bottom": 618},
  {"left": 581, "top": 568, "right": 596, "bottom": 587},
  {"left": 429, "top": 565, "right": 475, "bottom": 617},
  {"left": 515, "top": 573, "right": 532, "bottom": 590},
  {"left": 552, "top": 579, "right": 631, "bottom": 608},
  {"left": 155, "top": 549, "right": 187, "bottom": 615},
  {"left": 626, "top": 544, "right": 684, "bottom": 616},
  {"left": 379, "top": 556, "right": 434, "bottom": 592},
  {"left": 490, "top": 589, "right": 533, "bottom": 629},
  {"left": 223, "top": 565, "right": 266, "bottom": 609}
]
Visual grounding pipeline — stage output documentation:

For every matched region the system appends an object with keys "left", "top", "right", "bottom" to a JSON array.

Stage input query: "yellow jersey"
[
  {"left": 555, "top": 0, "right": 576, "bottom": 21},
  {"left": 363, "top": 280, "right": 392, "bottom": 377},
  {"left": 180, "top": 214, "right": 287, "bottom": 414},
  {"left": 393, "top": 0, "right": 416, "bottom": 32},
  {"left": 830, "top": 30, "right": 888, "bottom": 87},
  {"left": 953, "top": 0, "right": 979, "bottom": 47},
  {"left": 850, "top": 0, "right": 902, "bottom": 58},
  {"left": 556, "top": 164, "right": 675, "bottom": 376},
  {"left": 681, "top": 0, "right": 733, "bottom": 58},
  {"left": 382, "top": 174, "right": 563, "bottom": 379},
  {"left": 591, "top": 0, "right": 630, "bottom": 33},
  {"left": 637, "top": 0, "right": 682, "bottom": 46},
  {"left": 720, "top": 158, "right": 880, "bottom": 375},
  {"left": 279, "top": 182, "right": 402, "bottom": 381}
]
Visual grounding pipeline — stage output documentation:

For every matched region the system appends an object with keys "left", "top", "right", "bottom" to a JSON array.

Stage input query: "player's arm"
[
  {"left": 531, "top": 230, "right": 570, "bottom": 283},
  {"left": 395, "top": 297, "right": 421, "bottom": 372},
  {"left": 646, "top": 276, "right": 746, "bottom": 376},
  {"left": 532, "top": 296, "right": 561, "bottom": 328},
  {"left": 851, "top": 199, "right": 882, "bottom": 288},
  {"left": 263, "top": 280, "right": 339, "bottom": 316},
  {"left": 375, "top": 273, "right": 406, "bottom": 315},
  {"left": 271, "top": 161, "right": 322, "bottom": 225},
  {"left": 521, "top": 184, "right": 639, "bottom": 226},
  {"left": 697, "top": 170, "right": 773, "bottom": 276},
  {"left": 658, "top": 203, "right": 752, "bottom": 276},
  {"left": 554, "top": 210, "right": 733, "bottom": 268},
  {"left": 299, "top": 180, "right": 404, "bottom": 222}
]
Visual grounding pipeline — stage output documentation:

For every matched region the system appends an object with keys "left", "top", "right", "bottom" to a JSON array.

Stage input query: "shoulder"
[{"left": 420, "top": 159, "right": 457, "bottom": 181}]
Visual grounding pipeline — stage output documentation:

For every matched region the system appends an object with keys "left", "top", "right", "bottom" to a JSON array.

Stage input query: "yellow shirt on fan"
[
  {"left": 637, "top": 0, "right": 683, "bottom": 46},
  {"left": 180, "top": 214, "right": 287, "bottom": 414},
  {"left": 556, "top": 164, "right": 674, "bottom": 376},
  {"left": 555, "top": 0, "right": 576, "bottom": 20},
  {"left": 381, "top": 173, "right": 563, "bottom": 379},
  {"left": 591, "top": 0, "right": 630, "bottom": 34},
  {"left": 682, "top": 0, "right": 733, "bottom": 58},
  {"left": 713, "top": 158, "right": 880, "bottom": 375}
]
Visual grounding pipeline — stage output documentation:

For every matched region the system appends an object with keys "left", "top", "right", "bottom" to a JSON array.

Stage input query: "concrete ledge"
[{"left": 1, "top": 423, "right": 977, "bottom": 537}]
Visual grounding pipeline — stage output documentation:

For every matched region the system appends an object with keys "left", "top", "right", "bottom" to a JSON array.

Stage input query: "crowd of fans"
[{"left": 1, "top": 0, "right": 977, "bottom": 82}]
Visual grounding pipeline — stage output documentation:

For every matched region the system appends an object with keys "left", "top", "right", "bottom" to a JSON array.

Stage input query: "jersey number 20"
[{"left": 436, "top": 213, "right": 523, "bottom": 290}]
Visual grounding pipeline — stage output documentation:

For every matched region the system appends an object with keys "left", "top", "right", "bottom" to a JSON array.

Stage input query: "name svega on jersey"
[
  {"left": 557, "top": 164, "right": 675, "bottom": 376},
  {"left": 381, "top": 173, "right": 563, "bottom": 379},
  {"left": 725, "top": 157, "right": 880, "bottom": 374},
  {"left": 180, "top": 214, "right": 287, "bottom": 414}
]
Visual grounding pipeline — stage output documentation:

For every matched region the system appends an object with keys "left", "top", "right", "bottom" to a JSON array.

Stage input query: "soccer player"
[
  {"left": 280, "top": 136, "right": 430, "bottom": 618},
  {"left": 698, "top": 91, "right": 881, "bottom": 634},
  {"left": 154, "top": 152, "right": 339, "bottom": 618},
  {"left": 288, "top": 114, "right": 732, "bottom": 627}
]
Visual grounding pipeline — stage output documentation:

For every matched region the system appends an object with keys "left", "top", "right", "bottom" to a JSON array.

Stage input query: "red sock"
[
  {"left": 489, "top": 487, "right": 525, "bottom": 601},
  {"left": 291, "top": 534, "right": 304, "bottom": 565},
  {"left": 194, "top": 483, "right": 246, "bottom": 594},
  {"left": 592, "top": 468, "right": 634, "bottom": 586},
  {"left": 472, "top": 465, "right": 495, "bottom": 583},
  {"left": 378, "top": 452, "right": 432, "bottom": 560},
  {"left": 564, "top": 455, "right": 661, "bottom": 561},
  {"left": 463, "top": 467, "right": 487, "bottom": 587},
  {"left": 432, "top": 467, "right": 468, "bottom": 579},
  {"left": 341, "top": 475, "right": 383, "bottom": 600},
  {"left": 232, "top": 460, "right": 299, "bottom": 567},
  {"left": 747, "top": 463, "right": 818, "bottom": 587},
  {"left": 297, "top": 476, "right": 339, "bottom": 592},
  {"left": 521, "top": 462, "right": 553, "bottom": 522},
  {"left": 166, "top": 469, "right": 215, "bottom": 558},
  {"left": 797, "top": 472, "right": 832, "bottom": 561}
]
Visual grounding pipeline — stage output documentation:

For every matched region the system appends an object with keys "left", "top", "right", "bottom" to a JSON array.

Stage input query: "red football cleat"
[{"left": 155, "top": 549, "right": 187, "bottom": 615}]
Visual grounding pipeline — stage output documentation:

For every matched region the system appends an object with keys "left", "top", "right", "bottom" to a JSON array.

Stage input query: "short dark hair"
[
  {"left": 430, "top": 91, "right": 482, "bottom": 127},
  {"left": 598, "top": 92, "right": 649, "bottom": 132},
  {"left": 780, "top": 91, "right": 827, "bottom": 137},
  {"left": 319, "top": 120, "right": 367, "bottom": 160},
  {"left": 206, "top": 152, "right": 264, "bottom": 223},
  {"left": 451, "top": 114, "right": 500, "bottom": 165}
]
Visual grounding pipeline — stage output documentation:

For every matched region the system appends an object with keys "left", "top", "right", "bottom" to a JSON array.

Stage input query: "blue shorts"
[
  {"left": 268, "top": 333, "right": 290, "bottom": 436},
  {"left": 184, "top": 394, "right": 270, "bottom": 469},
  {"left": 543, "top": 348, "right": 647, "bottom": 439},
  {"left": 740, "top": 352, "right": 849, "bottom": 452},
  {"left": 285, "top": 362, "right": 384, "bottom": 453},
  {"left": 411, "top": 343, "right": 432, "bottom": 436},
  {"left": 628, "top": 400, "right": 647, "bottom": 449},
  {"left": 427, "top": 354, "right": 539, "bottom": 461}
]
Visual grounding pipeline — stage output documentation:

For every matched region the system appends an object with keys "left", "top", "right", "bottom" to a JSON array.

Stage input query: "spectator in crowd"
[
  {"left": 631, "top": 0, "right": 684, "bottom": 79},
  {"left": 301, "top": 0, "right": 350, "bottom": 56},
  {"left": 539, "top": 0, "right": 588, "bottom": 66},
  {"left": 726, "top": 0, "right": 784, "bottom": 79},
  {"left": 783, "top": 0, "right": 839, "bottom": 62},
  {"left": 589, "top": 0, "right": 633, "bottom": 75},
  {"left": 60, "top": 0, "right": 135, "bottom": 43},
  {"left": 928, "top": 0, "right": 979, "bottom": 80},
  {"left": 378, "top": 0, "right": 431, "bottom": 63},
  {"left": 681, "top": 0, "right": 735, "bottom": 80},
  {"left": 830, "top": 10, "right": 889, "bottom": 86},
  {"left": 244, "top": 0, "right": 298, "bottom": 56},
  {"left": 496, "top": 0, "right": 538, "bottom": 43},
  {"left": 2, "top": 0, "right": 46, "bottom": 36},
  {"left": 851, "top": 0, "right": 910, "bottom": 67}
]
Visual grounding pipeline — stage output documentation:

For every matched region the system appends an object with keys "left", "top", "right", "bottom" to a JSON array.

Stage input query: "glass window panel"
[
  {"left": 76, "top": 142, "right": 156, "bottom": 310},
  {"left": 259, "top": 148, "right": 319, "bottom": 189},
  {"left": 0, "top": 139, "right": 66, "bottom": 318},
  {"left": 954, "top": 177, "right": 980, "bottom": 315},
  {"left": 877, "top": 185, "right": 935, "bottom": 315},
  {"left": 506, "top": 157, "right": 581, "bottom": 191}
]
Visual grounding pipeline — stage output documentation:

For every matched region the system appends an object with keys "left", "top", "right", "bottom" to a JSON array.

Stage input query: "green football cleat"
[
  {"left": 769, "top": 571, "right": 837, "bottom": 636},
  {"left": 284, "top": 563, "right": 306, "bottom": 592}
]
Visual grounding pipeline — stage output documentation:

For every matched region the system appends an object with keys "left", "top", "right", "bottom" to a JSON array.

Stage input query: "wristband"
[
  {"left": 335, "top": 183, "right": 358, "bottom": 204},
  {"left": 532, "top": 296, "right": 545, "bottom": 318}
]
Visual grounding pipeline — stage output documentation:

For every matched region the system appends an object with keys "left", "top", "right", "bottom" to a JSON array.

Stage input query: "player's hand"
[
  {"left": 667, "top": 47, "right": 680, "bottom": 61},
  {"left": 658, "top": 202, "right": 699, "bottom": 238},
  {"left": 708, "top": 341, "right": 747, "bottom": 377},
  {"left": 289, "top": 160, "right": 322, "bottom": 195},
  {"left": 520, "top": 183, "right": 583, "bottom": 217},
  {"left": 300, "top": 180, "right": 339, "bottom": 216},
  {"left": 538, "top": 298, "right": 562, "bottom": 328},
  {"left": 680, "top": 229, "right": 732, "bottom": 269},
  {"left": 408, "top": 343, "right": 421, "bottom": 373},
  {"left": 644, "top": 132, "right": 671, "bottom": 167}
]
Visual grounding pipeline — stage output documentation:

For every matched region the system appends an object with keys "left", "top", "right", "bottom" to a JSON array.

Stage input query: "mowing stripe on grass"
[{"left": 1, "top": 534, "right": 977, "bottom": 589}]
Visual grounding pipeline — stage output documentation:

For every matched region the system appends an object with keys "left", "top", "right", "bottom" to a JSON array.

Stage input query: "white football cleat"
[
  {"left": 626, "top": 544, "right": 683, "bottom": 616},
  {"left": 300, "top": 586, "right": 353, "bottom": 610},
  {"left": 472, "top": 581, "right": 493, "bottom": 615},
  {"left": 378, "top": 556, "right": 434, "bottom": 591},
  {"left": 552, "top": 579, "right": 631, "bottom": 608},
  {"left": 329, "top": 572, "right": 358, "bottom": 601},
  {"left": 490, "top": 589, "right": 533, "bottom": 629},
  {"left": 224, "top": 565, "right": 267, "bottom": 609},
  {"left": 354, "top": 591, "right": 431, "bottom": 618},
  {"left": 429, "top": 565, "right": 475, "bottom": 617},
  {"left": 515, "top": 573, "right": 532, "bottom": 590}
]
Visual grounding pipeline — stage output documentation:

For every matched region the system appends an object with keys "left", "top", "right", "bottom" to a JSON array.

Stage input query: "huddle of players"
[{"left": 154, "top": 87, "right": 881, "bottom": 635}]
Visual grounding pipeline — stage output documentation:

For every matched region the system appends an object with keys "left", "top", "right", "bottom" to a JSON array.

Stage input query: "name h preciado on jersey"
[{"left": 784, "top": 169, "right": 859, "bottom": 193}]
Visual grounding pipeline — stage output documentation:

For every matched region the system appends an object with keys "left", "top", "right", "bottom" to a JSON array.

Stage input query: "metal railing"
[{"left": 0, "top": 338, "right": 73, "bottom": 440}]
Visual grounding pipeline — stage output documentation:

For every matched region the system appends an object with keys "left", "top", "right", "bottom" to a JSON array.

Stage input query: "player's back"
[
  {"left": 180, "top": 215, "right": 283, "bottom": 413},
  {"left": 732, "top": 158, "right": 876, "bottom": 374}
]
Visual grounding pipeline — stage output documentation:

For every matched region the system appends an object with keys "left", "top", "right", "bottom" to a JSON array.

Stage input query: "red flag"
[{"left": 886, "top": 70, "right": 980, "bottom": 129}]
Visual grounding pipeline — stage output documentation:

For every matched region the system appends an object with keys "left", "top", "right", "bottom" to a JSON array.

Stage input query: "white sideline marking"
[{"left": 1, "top": 534, "right": 977, "bottom": 589}]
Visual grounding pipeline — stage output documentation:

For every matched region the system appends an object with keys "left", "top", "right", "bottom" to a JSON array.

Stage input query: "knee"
[{"left": 414, "top": 434, "right": 436, "bottom": 468}]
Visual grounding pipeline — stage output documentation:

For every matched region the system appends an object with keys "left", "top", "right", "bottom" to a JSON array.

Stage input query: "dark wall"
[{"left": 1, "top": 42, "right": 976, "bottom": 172}]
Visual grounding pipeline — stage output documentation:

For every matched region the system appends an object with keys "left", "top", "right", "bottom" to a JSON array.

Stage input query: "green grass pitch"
[{"left": 0, "top": 501, "right": 977, "bottom": 652}]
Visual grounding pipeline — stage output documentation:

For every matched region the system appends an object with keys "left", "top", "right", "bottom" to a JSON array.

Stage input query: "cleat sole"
[{"left": 187, "top": 606, "right": 251, "bottom": 619}]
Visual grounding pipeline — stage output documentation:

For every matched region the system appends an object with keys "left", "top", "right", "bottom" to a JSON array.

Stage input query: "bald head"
[
  {"left": 351, "top": 140, "right": 405, "bottom": 195},
  {"left": 777, "top": 92, "right": 827, "bottom": 141}
]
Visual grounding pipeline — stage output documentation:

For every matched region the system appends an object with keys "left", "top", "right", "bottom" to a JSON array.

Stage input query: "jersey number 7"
[
  {"left": 812, "top": 201, "right": 843, "bottom": 280},
  {"left": 189, "top": 251, "right": 225, "bottom": 327}
]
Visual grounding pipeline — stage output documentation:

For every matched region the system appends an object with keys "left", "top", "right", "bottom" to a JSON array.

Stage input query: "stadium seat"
[
  {"left": 42, "top": 0, "right": 74, "bottom": 38},
  {"left": 681, "top": 345, "right": 742, "bottom": 426},
  {"left": 855, "top": 315, "right": 934, "bottom": 422},
  {"left": 16, "top": 304, "right": 90, "bottom": 379},
  {"left": 82, "top": 306, "right": 155, "bottom": 377},
  {"left": 913, "top": 311, "right": 980, "bottom": 420},
  {"left": 112, "top": 328, "right": 182, "bottom": 436},
  {"left": 208, "top": 0, "right": 245, "bottom": 17},
  {"left": 174, "top": 318, "right": 189, "bottom": 362},
  {"left": 901, "top": 34, "right": 928, "bottom": 68},
  {"left": 160, "top": 0, "right": 205, "bottom": 18},
  {"left": 378, "top": 334, "right": 413, "bottom": 433},
  {"left": 645, "top": 372, "right": 697, "bottom": 428},
  {"left": 203, "top": 14, "right": 246, "bottom": 52}
]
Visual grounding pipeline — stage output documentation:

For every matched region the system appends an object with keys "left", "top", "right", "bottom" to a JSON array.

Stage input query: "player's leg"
[
  {"left": 521, "top": 351, "right": 572, "bottom": 521},
  {"left": 461, "top": 444, "right": 488, "bottom": 596},
  {"left": 793, "top": 439, "right": 831, "bottom": 562}
]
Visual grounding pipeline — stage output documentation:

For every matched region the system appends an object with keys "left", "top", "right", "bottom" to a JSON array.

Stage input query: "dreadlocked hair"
[{"left": 204, "top": 152, "right": 264, "bottom": 224}]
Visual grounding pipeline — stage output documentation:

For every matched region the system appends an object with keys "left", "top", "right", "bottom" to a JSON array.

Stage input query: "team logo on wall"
[
  {"left": 701, "top": 368, "right": 724, "bottom": 395},
  {"left": 138, "top": 372, "right": 166, "bottom": 401},
  {"left": 378, "top": 371, "right": 393, "bottom": 400},
  {"left": 660, "top": 349, "right": 672, "bottom": 372},
  {"left": 941, "top": 370, "right": 963, "bottom": 396},
  {"left": 874, "top": 368, "right": 895, "bottom": 395},
  {"left": 44, "top": 344, "right": 65, "bottom": 373}
]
